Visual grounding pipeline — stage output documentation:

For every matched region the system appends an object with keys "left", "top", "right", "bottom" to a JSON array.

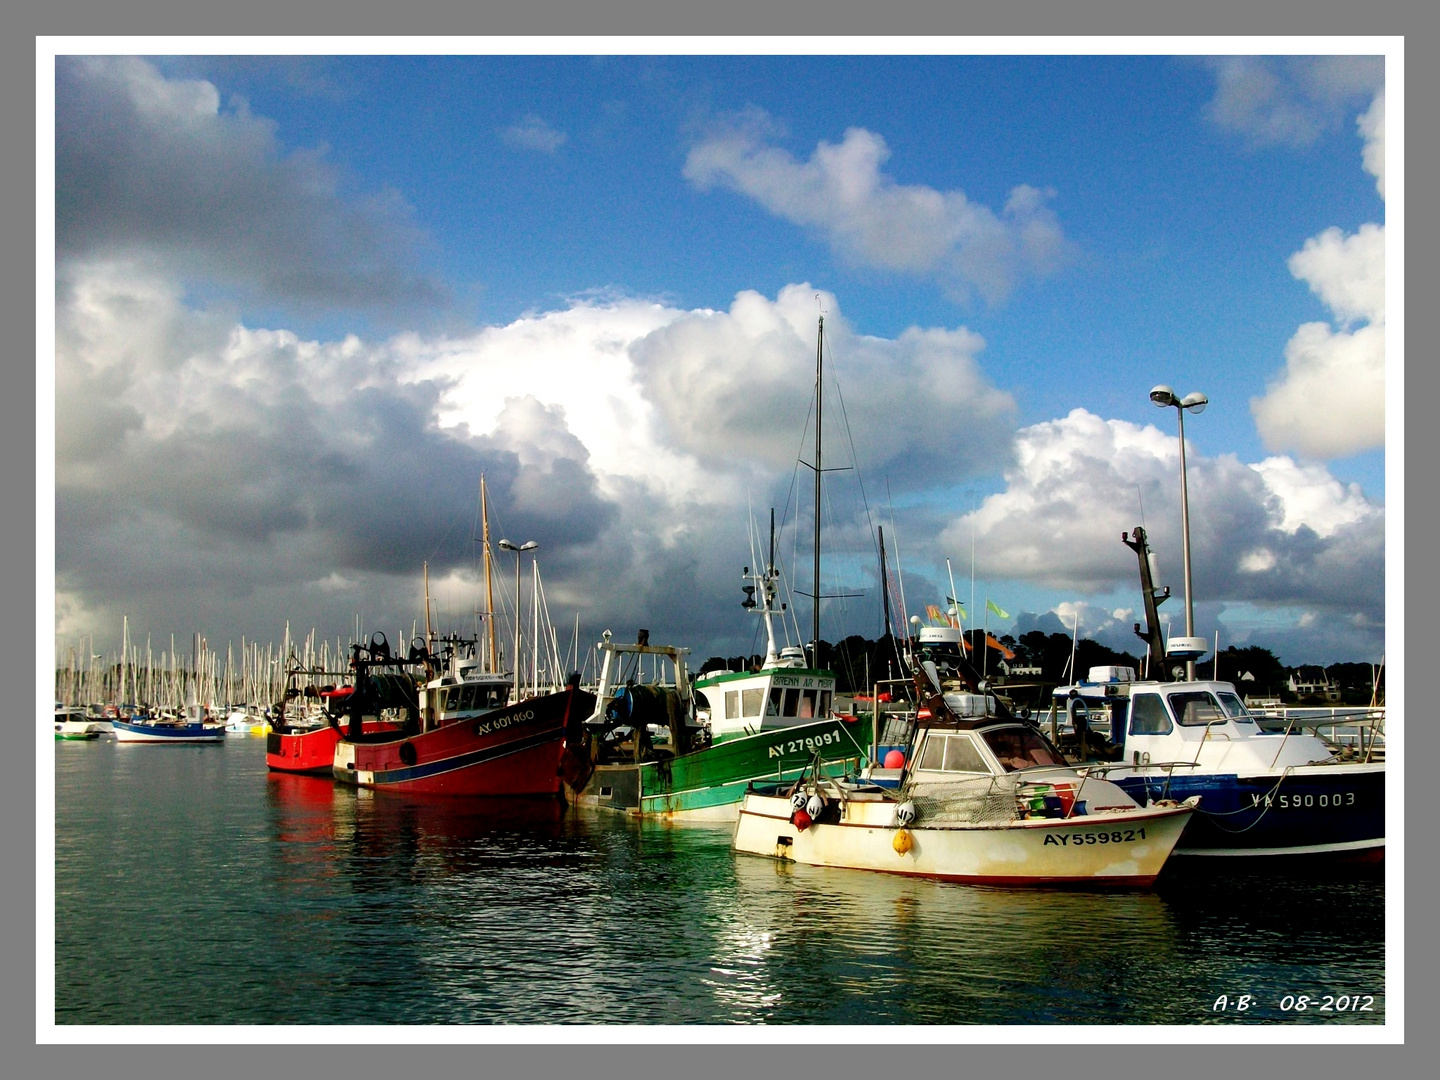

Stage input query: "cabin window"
[
  {"left": 725, "top": 691, "right": 739, "bottom": 720},
  {"left": 798, "top": 690, "right": 816, "bottom": 718},
  {"left": 981, "top": 727, "right": 1065, "bottom": 772},
  {"left": 783, "top": 689, "right": 800, "bottom": 716},
  {"left": 458, "top": 685, "right": 477, "bottom": 711},
  {"left": 767, "top": 689, "right": 782, "bottom": 716},
  {"left": 1129, "top": 694, "right": 1172, "bottom": 735},
  {"left": 1216, "top": 691, "right": 1256, "bottom": 724},
  {"left": 742, "top": 688, "right": 764, "bottom": 717},
  {"left": 917, "top": 733, "right": 947, "bottom": 771},
  {"left": 943, "top": 735, "right": 988, "bottom": 773},
  {"left": 444, "top": 687, "right": 462, "bottom": 711},
  {"left": 818, "top": 690, "right": 831, "bottom": 717},
  {"left": 1167, "top": 691, "right": 1226, "bottom": 727}
]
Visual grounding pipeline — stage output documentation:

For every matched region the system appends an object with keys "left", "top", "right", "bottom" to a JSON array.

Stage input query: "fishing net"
[{"left": 900, "top": 773, "right": 1022, "bottom": 826}]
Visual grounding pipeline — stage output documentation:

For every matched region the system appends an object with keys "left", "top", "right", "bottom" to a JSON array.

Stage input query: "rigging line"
[{"left": 827, "top": 352, "right": 884, "bottom": 565}]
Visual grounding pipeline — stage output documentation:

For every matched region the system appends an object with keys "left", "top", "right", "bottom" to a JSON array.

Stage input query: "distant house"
[
  {"left": 1287, "top": 666, "right": 1341, "bottom": 702},
  {"left": 1001, "top": 662, "right": 1044, "bottom": 677}
]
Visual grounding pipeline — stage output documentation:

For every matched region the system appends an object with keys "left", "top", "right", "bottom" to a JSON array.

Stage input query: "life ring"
[{"left": 398, "top": 742, "right": 417, "bottom": 767}]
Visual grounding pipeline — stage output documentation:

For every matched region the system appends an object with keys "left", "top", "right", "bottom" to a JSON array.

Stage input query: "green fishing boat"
[
  {"left": 565, "top": 314, "right": 875, "bottom": 818},
  {"left": 567, "top": 620, "right": 872, "bottom": 820}
]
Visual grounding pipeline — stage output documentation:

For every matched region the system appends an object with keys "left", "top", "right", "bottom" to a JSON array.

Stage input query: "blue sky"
[{"left": 48, "top": 46, "right": 1395, "bottom": 672}]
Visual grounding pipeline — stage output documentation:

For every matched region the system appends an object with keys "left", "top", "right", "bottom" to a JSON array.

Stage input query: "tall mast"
[
  {"left": 423, "top": 560, "right": 433, "bottom": 650},
  {"left": 482, "top": 475, "right": 497, "bottom": 673},
  {"left": 812, "top": 314, "right": 823, "bottom": 661},
  {"left": 878, "top": 526, "right": 891, "bottom": 639},
  {"left": 120, "top": 614, "right": 129, "bottom": 705}
]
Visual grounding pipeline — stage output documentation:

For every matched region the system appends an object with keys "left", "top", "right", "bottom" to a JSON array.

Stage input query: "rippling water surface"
[{"left": 52, "top": 738, "right": 1387, "bottom": 1027}]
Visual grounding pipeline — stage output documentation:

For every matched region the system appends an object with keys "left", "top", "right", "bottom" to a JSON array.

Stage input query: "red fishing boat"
[
  {"left": 329, "top": 633, "right": 595, "bottom": 797},
  {"left": 265, "top": 674, "right": 401, "bottom": 774}
]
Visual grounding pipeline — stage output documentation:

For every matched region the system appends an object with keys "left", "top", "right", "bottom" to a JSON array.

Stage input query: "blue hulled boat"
[
  {"left": 1049, "top": 671, "right": 1383, "bottom": 861},
  {"left": 112, "top": 702, "right": 225, "bottom": 743}
]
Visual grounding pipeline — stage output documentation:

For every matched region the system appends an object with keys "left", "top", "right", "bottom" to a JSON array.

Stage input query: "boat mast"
[
  {"left": 1123, "top": 526, "right": 1170, "bottom": 677},
  {"left": 120, "top": 614, "right": 129, "bottom": 706},
  {"left": 813, "top": 315, "right": 823, "bottom": 663},
  {"left": 422, "top": 560, "right": 434, "bottom": 675},
  {"left": 531, "top": 558, "right": 540, "bottom": 695},
  {"left": 482, "top": 475, "right": 497, "bottom": 674},
  {"left": 878, "top": 525, "right": 891, "bottom": 639}
]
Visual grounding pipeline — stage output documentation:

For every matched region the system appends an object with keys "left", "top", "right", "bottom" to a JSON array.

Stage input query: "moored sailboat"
[{"left": 111, "top": 700, "right": 226, "bottom": 743}]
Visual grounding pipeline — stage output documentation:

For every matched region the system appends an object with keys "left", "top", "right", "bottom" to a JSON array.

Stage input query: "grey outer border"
[{"left": 16, "top": 0, "right": 1424, "bottom": 1077}]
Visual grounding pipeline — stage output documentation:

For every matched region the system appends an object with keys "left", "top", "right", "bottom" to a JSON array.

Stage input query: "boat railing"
[{"left": 1246, "top": 705, "right": 1385, "bottom": 758}]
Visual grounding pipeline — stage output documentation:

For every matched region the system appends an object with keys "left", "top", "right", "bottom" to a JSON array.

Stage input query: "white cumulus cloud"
[
  {"left": 1251, "top": 90, "right": 1385, "bottom": 460},
  {"left": 937, "top": 409, "right": 1383, "bottom": 622},
  {"left": 684, "top": 111, "right": 1070, "bottom": 303}
]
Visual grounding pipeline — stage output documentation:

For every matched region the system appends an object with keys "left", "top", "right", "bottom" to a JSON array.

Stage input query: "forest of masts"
[
  {"left": 53, "top": 623, "right": 394, "bottom": 712},
  {"left": 55, "top": 571, "right": 586, "bottom": 713}
]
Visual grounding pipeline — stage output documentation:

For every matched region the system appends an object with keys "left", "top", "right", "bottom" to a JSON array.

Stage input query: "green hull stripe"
[
  {"left": 639, "top": 756, "right": 861, "bottom": 815},
  {"left": 635, "top": 716, "right": 873, "bottom": 810}
]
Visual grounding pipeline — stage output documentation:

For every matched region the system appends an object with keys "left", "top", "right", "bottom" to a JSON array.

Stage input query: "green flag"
[{"left": 986, "top": 598, "right": 1009, "bottom": 620}]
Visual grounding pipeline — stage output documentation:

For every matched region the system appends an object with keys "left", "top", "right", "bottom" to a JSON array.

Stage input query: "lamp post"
[
  {"left": 1150, "top": 385, "right": 1207, "bottom": 680},
  {"left": 497, "top": 539, "right": 538, "bottom": 699}
]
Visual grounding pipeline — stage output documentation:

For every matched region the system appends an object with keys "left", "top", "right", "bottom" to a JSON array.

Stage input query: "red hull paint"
[
  {"left": 266, "top": 720, "right": 398, "bottom": 775},
  {"left": 335, "top": 685, "right": 595, "bottom": 797}
]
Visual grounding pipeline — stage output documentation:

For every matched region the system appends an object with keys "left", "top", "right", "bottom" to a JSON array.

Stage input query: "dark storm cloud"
[
  {"left": 54, "top": 56, "right": 446, "bottom": 317},
  {"left": 54, "top": 264, "right": 616, "bottom": 647}
]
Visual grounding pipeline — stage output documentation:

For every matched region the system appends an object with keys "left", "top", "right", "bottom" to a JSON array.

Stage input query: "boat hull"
[
  {"left": 111, "top": 718, "right": 226, "bottom": 743},
  {"left": 1113, "top": 762, "right": 1384, "bottom": 859},
  {"left": 733, "top": 793, "right": 1193, "bottom": 888},
  {"left": 266, "top": 720, "right": 397, "bottom": 775},
  {"left": 572, "top": 714, "right": 873, "bottom": 821},
  {"left": 333, "top": 685, "right": 594, "bottom": 796}
]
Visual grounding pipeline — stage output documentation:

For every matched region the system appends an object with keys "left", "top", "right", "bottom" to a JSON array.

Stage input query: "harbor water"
[{"left": 51, "top": 736, "right": 1387, "bottom": 1028}]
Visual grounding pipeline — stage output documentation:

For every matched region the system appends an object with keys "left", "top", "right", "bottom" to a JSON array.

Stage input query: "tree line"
[{"left": 698, "top": 632, "right": 1384, "bottom": 706}]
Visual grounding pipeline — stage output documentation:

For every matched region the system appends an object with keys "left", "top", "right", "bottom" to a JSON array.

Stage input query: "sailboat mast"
[
  {"left": 813, "top": 315, "right": 823, "bottom": 662},
  {"left": 482, "top": 475, "right": 497, "bottom": 673},
  {"left": 878, "top": 526, "right": 891, "bottom": 638},
  {"left": 423, "top": 561, "right": 433, "bottom": 651}
]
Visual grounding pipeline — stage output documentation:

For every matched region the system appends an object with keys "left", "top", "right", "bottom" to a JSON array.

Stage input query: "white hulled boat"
[{"left": 732, "top": 627, "right": 1194, "bottom": 887}]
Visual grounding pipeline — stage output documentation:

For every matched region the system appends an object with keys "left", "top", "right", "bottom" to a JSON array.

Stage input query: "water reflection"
[
  {"left": 56, "top": 743, "right": 1386, "bottom": 1027},
  {"left": 710, "top": 854, "right": 1185, "bottom": 1023}
]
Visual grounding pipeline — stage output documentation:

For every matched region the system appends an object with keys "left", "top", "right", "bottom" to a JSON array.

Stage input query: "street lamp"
[
  {"left": 1150, "top": 385, "right": 1208, "bottom": 680},
  {"left": 498, "top": 539, "right": 538, "bottom": 698}
]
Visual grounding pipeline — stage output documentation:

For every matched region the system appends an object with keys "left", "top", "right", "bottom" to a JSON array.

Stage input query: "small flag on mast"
[{"left": 986, "top": 598, "right": 1010, "bottom": 620}]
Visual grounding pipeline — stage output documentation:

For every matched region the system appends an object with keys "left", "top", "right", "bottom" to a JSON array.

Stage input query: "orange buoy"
[
  {"left": 883, "top": 750, "right": 905, "bottom": 769},
  {"left": 892, "top": 828, "right": 913, "bottom": 854}
]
